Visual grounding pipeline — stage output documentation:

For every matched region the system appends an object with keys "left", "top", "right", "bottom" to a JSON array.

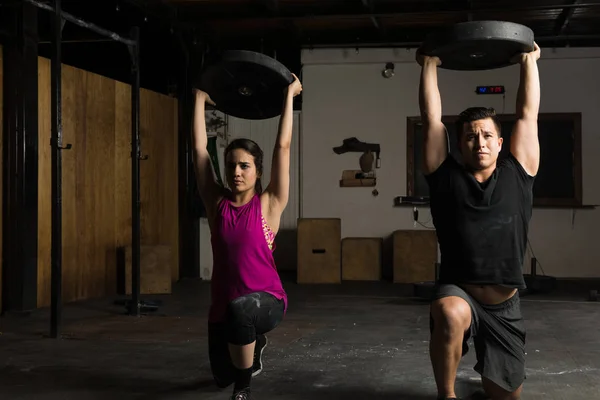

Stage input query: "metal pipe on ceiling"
[
  {"left": 555, "top": 1, "right": 580, "bottom": 35},
  {"left": 23, "top": 0, "right": 136, "bottom": 46}
]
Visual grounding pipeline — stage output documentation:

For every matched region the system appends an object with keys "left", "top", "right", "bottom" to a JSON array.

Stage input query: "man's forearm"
[
  {"left": 419, "top": 60, "right": 442, "bottom": 123},
  {"left": 516, "top": 55, "right": 540, "bottom": 120}
]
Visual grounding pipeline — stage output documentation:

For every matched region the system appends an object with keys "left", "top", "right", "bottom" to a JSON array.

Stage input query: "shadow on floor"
[
  {"left": 145, "top": 383, "right": 436, "bottom": 400},
  {"left": 138, "top": 369, "right": 442, "bottom": 400},
  {"left": 0, "top": 365, "right": 439, "bottom": 399},
  {"left": 0, "top": 365, "right": 173, "bottom": 395}
]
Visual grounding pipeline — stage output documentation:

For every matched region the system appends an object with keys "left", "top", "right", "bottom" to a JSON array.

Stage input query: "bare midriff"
[{"left": 460, "top": 284, "right": 518, "bottom": 305}]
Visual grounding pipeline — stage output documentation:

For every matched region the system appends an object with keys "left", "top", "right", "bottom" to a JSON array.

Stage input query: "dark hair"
[
  {"left": 455, "top": 107, "right": 502, "bottom": 138},
  {"left": 224, "top": 138, "right": 264, "bottom": 193}
]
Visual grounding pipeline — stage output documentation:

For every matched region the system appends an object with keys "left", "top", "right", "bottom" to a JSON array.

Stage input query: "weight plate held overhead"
[
  {"left": 197, "top": 50, "right": 295, "bottom": 120},
  {"left": 419, "top": 21, "right": 535, "bottom": 71}
]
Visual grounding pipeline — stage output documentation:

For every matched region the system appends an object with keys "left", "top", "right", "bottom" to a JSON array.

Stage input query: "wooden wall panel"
[
  {"left": 114, "top": 82, "right": 131, "bottom": 265},
  {"left": 139, "top": 89, "right": 179, "bottom": 282},
  {"left": 38, "top": 57, "right": 52, "bottom": 306},
  {"left": 113, "top": 84, "right": 180, "bottom": 284},
  {"left": 37, "top": 59, "right": 179, "bottom": 308}
]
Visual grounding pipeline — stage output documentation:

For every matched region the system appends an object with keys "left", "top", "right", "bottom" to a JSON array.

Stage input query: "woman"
[{"left": 192, "top": 74, "right": 303, "bottom": 400}]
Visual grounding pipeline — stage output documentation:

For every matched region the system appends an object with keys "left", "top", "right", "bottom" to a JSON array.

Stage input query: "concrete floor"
[{"left": 0, "top": 278, "right": 599, "bottom": 399}]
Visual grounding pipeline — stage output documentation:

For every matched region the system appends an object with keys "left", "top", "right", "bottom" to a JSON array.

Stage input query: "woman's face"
[{"left": 225, "top": 148, "right": 259, "bottom": 194}]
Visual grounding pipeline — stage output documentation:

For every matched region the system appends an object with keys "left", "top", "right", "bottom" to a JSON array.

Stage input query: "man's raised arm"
[
  {"left": 510, "top": 42, "right": 541, "bottom": 176},
  {"left": 417, "top": 53, "right": 447, "bottom": 175}
]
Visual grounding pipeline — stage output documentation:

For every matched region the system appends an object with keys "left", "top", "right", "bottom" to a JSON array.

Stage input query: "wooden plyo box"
[
  {"left": 297, "top": 218, "right": 341, "bottom": 284},
  {"left": 122, "top": 244, "right": 173, "bottom": 294},
  {"left": 392, "top": 230, "right": 438, "bottom": 283},
  {"left": 342, "top": 237, "right": 382, "bottom": 281}
]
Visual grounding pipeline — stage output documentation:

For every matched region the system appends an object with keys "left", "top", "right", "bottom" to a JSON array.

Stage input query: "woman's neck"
[{"left": 230, "top": 189, "right": 256, "bottom": 207}]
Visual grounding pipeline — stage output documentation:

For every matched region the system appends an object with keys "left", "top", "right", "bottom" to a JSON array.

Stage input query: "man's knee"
[
  {"left": 482, "top": 378, "right": 523, "bottom": 400},
  {"left": 430, "top": 296, "right": 472, "bottom": 339},
  {"left": 490, "top": 389, "right": 521, "bottom": 400}
]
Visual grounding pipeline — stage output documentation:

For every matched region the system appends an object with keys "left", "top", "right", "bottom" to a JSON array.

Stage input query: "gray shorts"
[{"left": 429, "top": 284, "right": 526, "bottom": 392}]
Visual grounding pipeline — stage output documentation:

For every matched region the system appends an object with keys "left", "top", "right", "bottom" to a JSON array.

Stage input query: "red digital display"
[{"left": 476, "top": 86, "right": 505, "bottom": 94}]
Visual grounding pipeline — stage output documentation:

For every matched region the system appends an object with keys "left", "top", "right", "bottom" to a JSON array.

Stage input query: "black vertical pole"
[
  {"left": 176, "top": 33, "right": 200, "bottom": 280},
  {"left": 2, "top": 0, "right": 40, "bottom": 315},
  {"left": 129, "top": 26, "right": 141, "bottom": 316},
  {"left": 50, "top": 0, "right": 64, "bottom": 338}
]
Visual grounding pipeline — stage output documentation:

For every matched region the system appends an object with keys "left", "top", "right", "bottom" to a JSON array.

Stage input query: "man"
[{"left": 417, "top": 42, "right": 541, "bottom": 400}]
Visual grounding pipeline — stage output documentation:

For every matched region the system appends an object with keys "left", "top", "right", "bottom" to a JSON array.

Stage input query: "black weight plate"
[
  {"left": 198, "top": 50, "right": 294, "bottom": 120},
  {"left": 419, "top": 21, "right": 535, "bottom": 71}
]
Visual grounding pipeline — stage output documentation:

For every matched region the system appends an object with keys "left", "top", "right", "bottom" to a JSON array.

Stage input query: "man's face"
[{"left": 459, "top": 118, "right": 503, "bottom": 171}]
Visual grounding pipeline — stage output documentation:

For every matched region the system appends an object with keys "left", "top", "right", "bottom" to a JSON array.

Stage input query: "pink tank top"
[{"left": 209, "top": 193, "right": 288, "bottom": 323}]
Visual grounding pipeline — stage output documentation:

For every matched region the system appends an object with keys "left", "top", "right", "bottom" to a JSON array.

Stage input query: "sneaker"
[
  {"left": 231, "top": 388, "right": 252, "bottom": 400},
  {"left": 252, "top": 334, "right": 268, "bottom": 377}
]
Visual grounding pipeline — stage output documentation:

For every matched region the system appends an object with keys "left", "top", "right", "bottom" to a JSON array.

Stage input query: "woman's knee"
[
  {"left": 226, "top": 294, "right": 259, "bottom": 326},
  {"left": 431, "top": 296, "right": 472, "bottom": 338}
]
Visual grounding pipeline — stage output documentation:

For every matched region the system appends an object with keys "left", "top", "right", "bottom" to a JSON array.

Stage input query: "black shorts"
[
  {"left": 430, "top": 284, "right": 526, "bottom": 392},
  {"left": 208, "top": 291, "right": 285, "bottom": 388}
]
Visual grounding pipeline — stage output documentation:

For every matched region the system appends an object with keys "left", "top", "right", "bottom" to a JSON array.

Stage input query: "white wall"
[
  {"left": 199, "top": 111, "right": 301, "bottom": 280},
  {"left": 300, "top": 46, "right": 600, "bottom": 278}
]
